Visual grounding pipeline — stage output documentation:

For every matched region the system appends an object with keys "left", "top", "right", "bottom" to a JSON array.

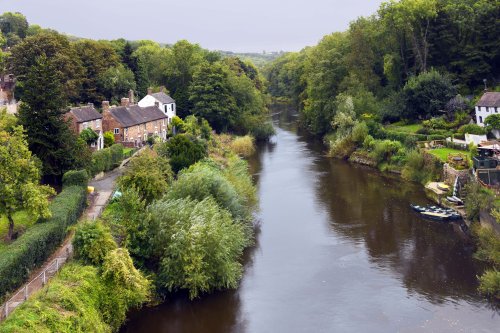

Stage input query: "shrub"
[
  {"left": 79, "top": 128, "right": 99, "bottom": 144},
  {"left": 100, "top": 248, "right": 150, "bottom": 330},
  {"left": 62, "top": 169, "right": 88, "bottom": 188},
  {"left": 231, "top": 135, "right": 255, "bottom": 157},
  {"left": 351, "top": 122, "right": 368, "bottom": 145},
  {"left": 478, "top": 270, "right": 500, "bottom": 298},
  {"left": 0, "top": 260, "right": 150, "bottom": 332},
  {"left": 159, "top": 134, "right": 207, "bottom": 173},
  {"left": 0, "top": 186, "right": 86, "bottom": 300},
  {"left": 118, "top": 149, "right": 173, "bottom": 203},
  {"left": 166, "top": 163, "right": 249, "bottom": 222},
  {"left": 363, "top": 135, "right": 375, "bottom": 150},
  {"left": 88, "top": 144, "right": 124, "bottom": 176},
  {"left": 371, "top": 140, "right": 404, "bottom": 165},
  {"left": 149, "top": 197, "right": 250, "bottom": 299},
  {"left": 73, "top": 221, "right": 117, "bottom": 266},
  {"left": 457, "top": 124, "right": 487, "bottom": 136},
  {"left": 103, "top": 131, "right": 114, "bottom": 148},
  {"left": 464, "top": 182, "right": 494, "bottom": 222}
]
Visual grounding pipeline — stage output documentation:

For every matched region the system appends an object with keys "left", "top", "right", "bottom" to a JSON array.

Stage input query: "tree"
[
  {"left": 9, "top": 31, "right": 84, "bottom": 102},
  {"left": 189, "top": 62, "right": 237, "bottom": 132},
  {"left": 0, "top": 12, "right": 28, "bottom": 46},
  {"left": 157, "top": 134, "right": 207, "bottom": 173},
  {"left": 97, "top": 64, "right": 136, "bottom": 103},
  {"left": 0, "top": 126, "right": 55, "bottom": 240},
  {"left": 17, "top": 55, "right": 89, "bottom": 183},
  {"left": 118, "top": 149, "right": 173, "bottom": 203},
  {"left": 401, "top": 69, "right": 456, "bottom": 120},
  {"left": 74, "top": 40, "right": 120, "bottom": 104},
  {"left": 79, "top": 128, "right": 99, "bottom": 145}
]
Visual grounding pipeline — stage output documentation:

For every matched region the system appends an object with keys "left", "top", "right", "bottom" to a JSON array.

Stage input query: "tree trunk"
[{"left": 7, "top": 212, "right": 14, "bottom": 241}]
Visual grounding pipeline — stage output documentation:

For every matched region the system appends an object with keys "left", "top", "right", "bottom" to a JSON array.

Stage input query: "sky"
[{"left": 0, "top": 0, "right": 385, "bottom": 53}]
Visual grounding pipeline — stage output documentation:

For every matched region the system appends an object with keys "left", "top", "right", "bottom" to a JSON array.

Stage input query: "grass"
[
  {"left": 386, "top": 122, "right": 423, "bottom": 134},
  {"left": 427, "top": 147, "right": 471, "bottom": 163},
  {"left": 123, "top": 148, "right": 133, "bottom": 155},
  {"left": 0, "top": 211, "right": 35, "bottom": 242}
]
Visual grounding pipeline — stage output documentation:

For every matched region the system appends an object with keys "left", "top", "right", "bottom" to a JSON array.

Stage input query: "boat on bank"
[{"left": 410, "top": 204, "right": 462, "bottom": 222}]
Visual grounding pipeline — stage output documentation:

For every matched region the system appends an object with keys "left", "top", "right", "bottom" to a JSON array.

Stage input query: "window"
[
  {"left": 164, "top": 105, "right": 168, "bottom": 114},
  {"left": 114, "top": 128, "right": 120, "bottom": 134},
  {"left": 95, "top": 119, "right": 101, "bottom": 128},
  {"left": 479, "top": 116, "right": 483, "bottom": 123},
  {"left": 90, "top": 142, "right": 95, "bottom": 147},
  {"left": 83, "top": 122, "right": 89, "bottom": 129}
]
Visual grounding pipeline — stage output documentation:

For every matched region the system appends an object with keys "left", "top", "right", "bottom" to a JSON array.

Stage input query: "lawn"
[
  {"left": 427, "top": 147, "right": 471, "bottom": 163},
  {"left": 0, "top": 210, "right": 36, "bottom": 242},
  {"left": 386, "top": 122, "right": 423, "bottom": 134}
]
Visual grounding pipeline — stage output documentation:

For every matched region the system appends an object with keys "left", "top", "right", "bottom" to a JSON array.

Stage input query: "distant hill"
[{"left": 218, "top": 51, "right": 286, "bottom": 68}]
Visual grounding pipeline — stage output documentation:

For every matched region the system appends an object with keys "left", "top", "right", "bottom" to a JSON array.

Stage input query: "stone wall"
[{"left": 443, "top": 163, "right": 469, "bottom": 185}]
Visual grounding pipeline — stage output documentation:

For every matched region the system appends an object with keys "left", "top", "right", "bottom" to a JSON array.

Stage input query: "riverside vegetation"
[
  {"left": 0, "top": 118, "right": 259, "bottom": 331},
  {"left": 265, "top": 0, "right": 499, "bottom": 298}
]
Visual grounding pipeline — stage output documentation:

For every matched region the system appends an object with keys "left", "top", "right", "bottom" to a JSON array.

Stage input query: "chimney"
[
  {"left": 147, "top": 87, "right": 153, "bottom": 95},
  {"left": 87, "top": 102, "right": 94, "bottom": 108},
  {"left": 121, "top": 97, "right": 130, "bottom": 107},
  {"left": 102, "top": 101, "right": 110, "bottom": 113},
  {"left": 128, "top": 89, "right": 134, "bottom": 104},
  {"left": 159, "top": 86, "right": 165, "bottom": 93}
]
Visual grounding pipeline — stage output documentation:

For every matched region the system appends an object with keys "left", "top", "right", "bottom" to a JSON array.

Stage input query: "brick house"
[
  {"left": 102, "top": 98, "right": 168, "bottom": 147},
  {"left": 66, "top": 103, "right": 104, "bottom": 150}
]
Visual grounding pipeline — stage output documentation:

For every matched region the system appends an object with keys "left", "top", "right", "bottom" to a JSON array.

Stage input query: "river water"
[{"left": 122, "top": 107, "right": 499, "bottom": 332}]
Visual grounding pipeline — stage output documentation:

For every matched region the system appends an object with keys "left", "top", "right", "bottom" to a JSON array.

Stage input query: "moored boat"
[{"left": 421, "top": 211, "right": 450, "bottom": 222}]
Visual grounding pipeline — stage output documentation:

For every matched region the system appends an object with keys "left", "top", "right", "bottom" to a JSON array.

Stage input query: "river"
[{"left": 122, "top": 107, "right": 499, "bottom": 332}]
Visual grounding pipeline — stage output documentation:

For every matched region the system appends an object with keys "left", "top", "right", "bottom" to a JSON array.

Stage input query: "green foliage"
[
  {"left": 484, "top": 114, "right": 500, "bottom": 131},
  {"left": 231, "top": 135, "right": 256, "bottom": 157},
  {"left": 0, "top": 260, "right": 149, "bottom": 332},
  {"left": 89, "top": 144, "right": 124, "bottom": 176},
  {"left": 16, "top": 54, "right": 90, "bottom": 182},
  {"left": 148, "top": 197, "right": 249, "bottom": 299},
  {"left": 118, "top": 149, "right": 173, "bottom": 203},
  {"left": 401, "top": 150, "right": 441, "bottom": 184},
  {"left": 79, "top": 127, "right": 99, "bottom": 144},
  {"left": 73, "top": 221, "right": 117, "bottom": 266},
  {"left": 0, "top": 186, "right": 86, "bottom": 300},
  {"left": 97, "top": 64, "right": 136, "bottom": 104},
  {"left": 464, "top": 182, "right": 494, "bottom": 221},
  {"left": 457, "top": 124, "right": 487, "bottom": 136},
  {"left": 371, "top": 140, "right": 405, "bottom": 165},
  {"left": 103, "top": 131, "right": 115, "bottom": 148},
  {"left": 62, "top": 169, "right": 89, "bottom": 188},
  {"left": 166, "top": 162, "right": 250, "bottom": 222},
  {"left": 478, "top": 269, "right": 500, "bottom": 299},
  {"left": 158, "top": 134, "right": 207, "bottom": 173},
  {"left": 0, "top": 126, "right": 55, "bottom": 240},
  {"left": 182, "top": 115, "right": 212, "bottom": 140}
]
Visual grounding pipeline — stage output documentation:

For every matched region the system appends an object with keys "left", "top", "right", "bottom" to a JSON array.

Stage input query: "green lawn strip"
[
  {"left": 0, "top": 211, "right": 35, "bottom": 241},
  {"left": 427, "top": 147, "right": 471, "bottom": 163},
  {"left": 386, "top": 123, "right": 423, "bottom": 134}
]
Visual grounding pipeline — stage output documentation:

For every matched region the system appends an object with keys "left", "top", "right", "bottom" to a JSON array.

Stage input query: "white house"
[
  {"left": 138, "top": 87, "right": 176, "bottom": 124},
  {"left": 475, "top": 92, "right": 500, "bottom": 127}
]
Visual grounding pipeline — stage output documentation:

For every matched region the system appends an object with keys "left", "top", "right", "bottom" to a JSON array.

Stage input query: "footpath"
[{"left": 0, "top": 155, "right": 133, "bottom": 320}]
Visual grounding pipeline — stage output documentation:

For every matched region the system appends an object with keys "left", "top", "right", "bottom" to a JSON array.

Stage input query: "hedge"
[
  {"left": 0, "top": 186, "right": 87, "bottom": 301},
  {"left": 62, "top": 170, "right": 89, "bottom": 188},
  {"left": 88, "top": 144, "right": 124, "bottom": 177}
]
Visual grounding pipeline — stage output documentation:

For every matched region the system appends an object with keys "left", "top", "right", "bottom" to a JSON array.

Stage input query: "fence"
[{"left": 0, "top": 247, "right": 72, "bottom": 321}]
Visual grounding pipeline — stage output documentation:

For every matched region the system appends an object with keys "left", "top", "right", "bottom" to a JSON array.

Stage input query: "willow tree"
[{"left": 0, "top": 126, "right": 54, "bottom": 240}]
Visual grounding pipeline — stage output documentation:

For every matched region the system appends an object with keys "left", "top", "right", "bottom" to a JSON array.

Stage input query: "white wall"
[
  {"left": 476, "top": 106, "right": 500, "bottom": 126},
  {"left": 138, "top": 95, "right": 176, "bottom": 122}
]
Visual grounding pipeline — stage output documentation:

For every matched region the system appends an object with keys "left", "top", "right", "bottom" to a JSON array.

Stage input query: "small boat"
[
  {"left": 446, "top": 196, "right": 464, "bottom": 205},
  {"left": 421, "top": 211, "right": 450, "bottom": 222},
  {"left": 410, "top": 204, "right": 427, "bottom": 213},
  {"left": 437, "top": 183, "right": 450, "bottom": 191}
]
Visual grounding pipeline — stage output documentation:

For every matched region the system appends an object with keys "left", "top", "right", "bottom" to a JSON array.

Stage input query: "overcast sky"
[{"left": 0, "top": 0, "right": 385, "bottom": 52}]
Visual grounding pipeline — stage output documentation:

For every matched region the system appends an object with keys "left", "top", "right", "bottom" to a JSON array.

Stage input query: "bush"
[
  {"left": 464, "top": 182, "right": 494, "bottom": 222},
  {"left": 371, "top": 140, "right": 404, "bottom": 165},
  {"left": 62, "top": 169, "right": 88, "bottom": 188},
  {"left": 166, "top": 163, "right": 249, "bottom": 222},
  {"left": 478, "top": 269, "right": 500, "bottom": 298},
  {"left": 457, "top": 124, "right": 487, "bottom": 136},
  {"left": 88, "top": 144, "right": 124, "bottom": 176},
  {"left": 0, "top": 260, "right": 149, "bottom": 332},
  {"left": 73, "top": 221, "right": 117, "bottom": 266},
  {"left": 159, "top": 134, "right": 207, "bottom": 173},
  {"left": 118, "top": 149, "right": 173, "bottom": 203},
  {"left": 231, "top": 135, "right": 255, "bottom": 157},
  {"left": 149, "top": 197, "right": 250, "bottom": 299},
  {"left": 351, "top": 122, "right": 368, "bottom": 144},
  {"left": 0, "top": 186, "right": 86, "bottom": 300},
  {"left": 103, "top": 131, "right": 114, "bottom": 148}
]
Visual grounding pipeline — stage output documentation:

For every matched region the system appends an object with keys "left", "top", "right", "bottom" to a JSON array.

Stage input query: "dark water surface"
[{"left": 122, "top": 109, "right": 499, "bottom": 333}]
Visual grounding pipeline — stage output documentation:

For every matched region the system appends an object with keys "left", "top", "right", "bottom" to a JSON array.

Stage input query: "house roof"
[
  {"left": 108, "top": 105, "right": 167, "bottom": 128},
  {"left": 151, "top": 92, "right": 175, "bottom": 104},
  {"left": 477, "top": 92, "right": 500, "bottom": 108},
  {"left": 69, "top": 105, "right": 102, "bottom": 122}
]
